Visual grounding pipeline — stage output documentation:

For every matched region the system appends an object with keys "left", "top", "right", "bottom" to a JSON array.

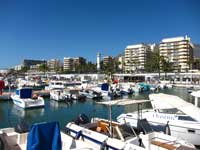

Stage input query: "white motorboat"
[
  {"left": 65, "top": 89, "right": 86, "bottom": 101},
  {"left": 45, "top": 80, "right": 66, "bottom": 90},
  {"left": 79, "top": 89, "right": 102, "bottom": 100},
  {"left": 50, "top": 89, "right": 66, "bottom": 101},
  {"left": 0, "top": 122, "right": 96, "bottom": 150},
  {"left": 66, "top": 117, "right": 195, "bottom": 150},
  {"left": 117, "top": 93, "right": 200, "bottom": 146},
  {"left": 11, "top": 88, "right": 44, "bottom": 109}
]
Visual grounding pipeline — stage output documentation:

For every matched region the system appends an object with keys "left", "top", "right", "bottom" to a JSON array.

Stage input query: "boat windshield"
[
  {"left": 158, "top": 109, "right": 197, "bottom": 121},
  {"left": 87, "top": 119, "right": 136, "bottom": 141},
  {"left": 158, "top": 108, "right": 185, "bottom": 115},
  {"left": 119, "top": 124, "right": 136, "bottom": 140},
  {"left": 178, "top": 116, "right": 196, "bottom": 121}
]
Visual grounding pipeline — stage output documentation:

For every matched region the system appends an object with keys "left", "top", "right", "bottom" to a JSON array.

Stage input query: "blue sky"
[{"left": 0, "top": 0, "right": 200, "bottom": 68}]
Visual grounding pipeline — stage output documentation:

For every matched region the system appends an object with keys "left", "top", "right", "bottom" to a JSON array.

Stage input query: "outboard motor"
[
  {"left": 74, "top": 113, "right": 90, "bottom": 125},
  {"left": 15, "top": 120, "right": 29, "bottom": 133}
]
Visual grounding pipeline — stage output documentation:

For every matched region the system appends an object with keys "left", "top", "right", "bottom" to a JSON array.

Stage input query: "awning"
[
  {"left": 149, "top": 93, "right": 200, "bottom": 122},
  {"left": 96, "top": 99, "right": 151, "bottom": 106}
]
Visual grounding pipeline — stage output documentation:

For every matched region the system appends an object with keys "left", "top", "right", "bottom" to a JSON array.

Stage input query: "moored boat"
[
  {"left": 0, "top": 121, "right": 96, "bottom": 150},
  {"left": 117, "top": 93, "right": 200, "bottom": 146},
  {"left": 11, "top": 87, "right": 44, "bottom": 109},
  {"left": 66, "top": 116, "right": 195, "bottom": 150},
  {"left": 50, "top": 89, "right": 66, "bottom": 101}
]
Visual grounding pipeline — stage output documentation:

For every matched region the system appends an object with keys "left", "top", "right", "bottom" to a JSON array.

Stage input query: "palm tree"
[{"left": 160, "top": 56, "right": 173, "bottom": 80}]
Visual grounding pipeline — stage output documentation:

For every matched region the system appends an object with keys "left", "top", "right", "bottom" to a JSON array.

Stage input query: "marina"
[
  {"left": 0, "top": 86, "right": 197, "bottom": 130},
  {"left": 1, "top": 72, "right": 200, "bottom": 149},
  {"left": 0, "top": 0, "right": 199, "bottom": 148}
]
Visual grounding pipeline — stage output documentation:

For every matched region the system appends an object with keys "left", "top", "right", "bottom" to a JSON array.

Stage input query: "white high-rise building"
[
  {"left": 63, "top": 57, "right": 73, "bottom": 71},
  {"left": 103, "top": 56, "right": 113, "bottom": 66},
  {"left": 124, "top": 44, "right": 151, "bottom": 73},
  {"left": 63, "top": 57, "right": 86, "bottom": 72},
  {"left": 159, "top": 35, "right": 193, "bottom": 72},
  {"left": 47, "top": 59, "right": 61, "bottom": 71}
]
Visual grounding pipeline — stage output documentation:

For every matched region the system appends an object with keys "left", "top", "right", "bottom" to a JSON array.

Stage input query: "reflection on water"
[
  {"left": 11, "top": 105, "right": 45, "bottom": 118},
  {"left": 49, "top": 100, "right": 72, "bottom": 110},
  {"left": 0, "top": 87, "right": 197, "bottom": 130}
]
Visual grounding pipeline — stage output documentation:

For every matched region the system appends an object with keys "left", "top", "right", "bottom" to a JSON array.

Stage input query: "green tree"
[
  {"left": 193, "top": 58, "right": 200, "bottom": 70},
  {"left": 21, "top": 66, "right": 30, "bottom": 73},
  {"left": 103, "top": 60, "right": 114, "bottom": 75},
  {"left": 145, "top": 51, "right": 160, "bottom": 72},
  {"left": 39, "top": 63, "right": 48, "bottom": 73},
  {"left": 160, "top": 56, "right": 173, "bottom": 80},
  {"left": 84, "top": 61, "right": 97, "bottom": 73},
  {"left": 186, "top": 58, "right": 193, "bottom": 72}
]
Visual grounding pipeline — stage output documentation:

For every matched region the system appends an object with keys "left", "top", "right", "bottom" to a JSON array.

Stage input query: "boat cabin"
[{"left": 16, "top": 88, "right": 32, "bottom": 99}]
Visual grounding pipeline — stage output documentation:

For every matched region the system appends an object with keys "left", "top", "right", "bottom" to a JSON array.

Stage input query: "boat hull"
[
  {"left": 50, "top": 92, "right": 65, "bottom": 101},
  {"left": 117, "top": 111, "right": 200, "bottom": 146},
  {"left": 11, "top": 95, "right": 45, "bottom": 109}
]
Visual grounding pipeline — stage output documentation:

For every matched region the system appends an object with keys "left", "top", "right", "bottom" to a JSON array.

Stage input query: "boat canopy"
[
  {"left": 149, "top": 93, "right": 200, "bottom": 122},
  {"left": 27, "top": 121, "right": 61, "bottom": 150},
  {"left": 97, "top": 99, "right": 151, "bottom": 106},
  {"left": 16, "top": 88, "right": 32, "bottom": 99}
]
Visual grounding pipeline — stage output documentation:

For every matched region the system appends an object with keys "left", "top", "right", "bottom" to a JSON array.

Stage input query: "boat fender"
[{"left": 75, "top": 131, "right": 82, "bottom": 140}]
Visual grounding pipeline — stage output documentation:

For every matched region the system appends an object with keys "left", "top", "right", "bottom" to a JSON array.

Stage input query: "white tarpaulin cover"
[
  {"left": 149, "top": 93, "right": 200, "bottom": 122},
  {"left": 97, "top": 99, "right": 151, "bottom": 106}
]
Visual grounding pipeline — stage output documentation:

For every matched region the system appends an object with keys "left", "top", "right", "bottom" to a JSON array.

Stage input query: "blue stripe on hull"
[
  {"left": 66, "top": 127, "right": 122, "bottom": 150},
  {"left": 13, "top": 99, "right": 22, "bottom": 104}
]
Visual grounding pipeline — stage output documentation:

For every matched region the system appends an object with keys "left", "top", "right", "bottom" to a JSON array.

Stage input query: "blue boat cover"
[
  {"left": 27, "top": 121, "right": 62, "bottom": 150},
  {"left": 101, "top": 83, "right": 109, "bottom": 91},
  {"left": 16, "top": 89, "right": 20, "bottom": 96},
  {"left": 19, "top": 88, "right": 32, "bottom": 99}
]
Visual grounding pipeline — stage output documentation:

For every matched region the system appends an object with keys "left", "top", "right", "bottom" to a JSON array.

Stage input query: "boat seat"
[
  {"left": 81, "top": 122, "right": 98, "bottom": 130},
  {"left": 151, "top": 140, "right": 176, "bottom": 150},
  {"left": 96, "top": 126, "right": 102, "bottom": 132},
  {"left": 0, "top": 133, "right": 21, "bottom": 150},
  {"left": 97, "top": 121, "right": 109, "bottom": 133}
]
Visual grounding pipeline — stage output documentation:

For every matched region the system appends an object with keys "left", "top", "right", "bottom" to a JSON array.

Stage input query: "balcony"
[{"left": 178, "top": 49, "right": 188, "bottom": 52}]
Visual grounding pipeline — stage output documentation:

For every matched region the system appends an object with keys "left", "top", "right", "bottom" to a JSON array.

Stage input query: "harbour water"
[{"left": 0, "top": 87, "right": 195, "bottom": 130}]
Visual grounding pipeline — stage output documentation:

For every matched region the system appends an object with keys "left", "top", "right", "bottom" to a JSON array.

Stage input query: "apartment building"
[
  {"left": 47, "top": 59, "right": 61, "bottom": 71},
  {"left": 63, "top": 57, "right": 86, "bottom": 72},
  {"left": 73, "top": 57, "right": 86, "bottom": 66},
  {"left": 103, "top": 56, "right": 113, "bottom": 66},
  {"left": 159, "top": 36, "right": 193, "bottom": 72},
  {"left": 63, "top": 57, "right": 74, "bottom": 71},
  {"left": 22, "top": 59, "right": 46, "bottom": 68},
  {"left": 124, "top": 44, "right": 151, "bottom": 73}
]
